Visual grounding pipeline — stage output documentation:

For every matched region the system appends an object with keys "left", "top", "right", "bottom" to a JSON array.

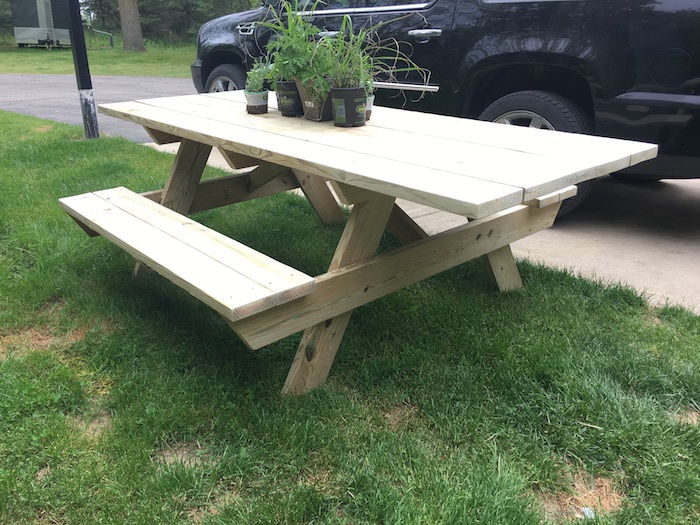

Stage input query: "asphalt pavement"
[
  {"left": 0, "top": 73, "right": 196, "bottom": 142},
  {"left": 2, "top": 73, "right": 699, "bottom": 314}
]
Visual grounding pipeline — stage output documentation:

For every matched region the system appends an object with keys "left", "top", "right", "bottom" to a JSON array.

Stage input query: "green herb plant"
[
  {"left": 262, "top": 1, "right": 322, "bottom": 87},
  {"left": 322, "top": 14, "right": 431, "bottom": 99},
  {"left": 322, "top": 15, "right": 373, "bottom": 91},
  {"left": 294, "top": 34, "right": 334, "bottom": 105},
  {"left": 262, "top": 3, "right": 431, "bottom": 106},
  {"left": 244, "top": 57, "right": 271, "bottom": 93}
]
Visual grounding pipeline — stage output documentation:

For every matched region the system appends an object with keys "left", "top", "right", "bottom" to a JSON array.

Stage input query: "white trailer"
[{"left": 11, "top": 0, "right": 71, "bottom": 47}]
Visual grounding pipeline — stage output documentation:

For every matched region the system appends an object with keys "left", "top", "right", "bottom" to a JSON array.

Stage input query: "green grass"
[
  {"left": 0, "top": 34, "right": 194, "bottom": 77},
  {"left": 1, "top": 111, "right": 700, "bottom": 524}
]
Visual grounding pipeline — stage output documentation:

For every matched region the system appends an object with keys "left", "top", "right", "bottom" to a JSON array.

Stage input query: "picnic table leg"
[
  {"left": 282, "top": 194, "right": 396, "bottom": 394},
  {"left": 134, "top": 139, "right": 212, "bottom": 276},
  {"left": 218, "top": 148, "right": 260, "bottom": 170},
  {"left": 292, "top": 170, "right": 346, "bottom": 224},
  {"left": 483, "top": 245, "right": 523, "bottom": 291},
  {"left": 161, "top": 139, "right": 213, "bottom": 212},
  {"left": 387, "top": 203, "right": 429, "bottom": 244}
]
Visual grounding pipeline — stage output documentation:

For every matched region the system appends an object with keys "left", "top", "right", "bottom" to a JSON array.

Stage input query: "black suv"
[{"left": 191, "top": 0, "right": 700, "bottom": 213}]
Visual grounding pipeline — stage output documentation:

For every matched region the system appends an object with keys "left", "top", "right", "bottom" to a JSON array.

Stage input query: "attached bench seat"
[{"left": 59, "top": 187, "right": 316, "bottom": 321}]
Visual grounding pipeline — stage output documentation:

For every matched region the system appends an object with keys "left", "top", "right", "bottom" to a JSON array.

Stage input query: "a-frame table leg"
[
  {"left": 160, "top": 139, "right": 213, "bottom": 212},
  {"left": 134, "top": 139, "right": 212, "bottom": 276},
  {"left": 483, "top": 245, "right": 523, "bottom": 291},
  {"left": 292, "top": 169, "right": 346, "bottom": 224},
  {"left": 282, "top": 194, "right": 396, "bottom": 394}
]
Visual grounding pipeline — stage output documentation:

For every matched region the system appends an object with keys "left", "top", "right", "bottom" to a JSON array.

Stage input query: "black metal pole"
[{"left": 66, "top": 0, "right": 99, "bottom": 139}]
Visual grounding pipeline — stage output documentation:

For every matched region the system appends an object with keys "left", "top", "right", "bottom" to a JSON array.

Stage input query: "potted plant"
[
  {"left": 263, "top": 1, "right": 320, "bottom": 118},
  {"left": 294, "top": 37, "right": 334, "bottom": 121},
  {"left": 244, "top": 58, "right": 271, "bottom": 114},
  {"left": 262, "top": 3, "right": 431, "bottom": 124},
  {"left": 365, "top": 85, "right": 375, "bottom": 121},
  {"left": 325, "top": 15, "right": 431, "bottom": 127},
  {"left": 323, "top": 17, "right": 373, "bottom": 127}
]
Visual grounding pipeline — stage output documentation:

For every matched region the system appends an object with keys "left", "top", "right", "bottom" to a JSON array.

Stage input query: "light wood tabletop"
[
  {"left": 99, "top": 91, "right": 657, "bottom": 219},
  {"left": 60, "top": 91, "right": 657, "bottom": 393}
]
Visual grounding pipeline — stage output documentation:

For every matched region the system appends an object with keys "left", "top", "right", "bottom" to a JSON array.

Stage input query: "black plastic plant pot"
[
  {"left": 275, "top": 81, "right": 303, "bottom": 117},
  {"left": 331, "top": 87, "right": 367, "bottom": 127}
]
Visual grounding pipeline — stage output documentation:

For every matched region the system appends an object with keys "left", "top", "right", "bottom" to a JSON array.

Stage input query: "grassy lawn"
[
  {"left": 1, "top": 111, "right": 699, "bottom": 524},
  {"left": 0, "top": 35, "right": 194, "bottom": 77}
]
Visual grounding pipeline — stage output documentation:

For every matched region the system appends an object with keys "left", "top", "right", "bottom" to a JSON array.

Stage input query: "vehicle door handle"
[
  {"left": 407, "top": 28, "right": 442, "bottom": 42},
  {"left": 318, "top": 31, "right": 340, "bottom": 38}
]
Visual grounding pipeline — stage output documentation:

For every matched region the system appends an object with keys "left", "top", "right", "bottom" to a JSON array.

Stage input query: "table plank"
[
  {"left": 199, "top": 91, "right": 657, "bottom": 174},
  {"left": 102, "top": 91, "right": 656, "bottom": 206},
  {"left": 99, "top": 100, "right": 525, "bottom": 218},
  {"left": 137, "top": 95, "right": 608, "bottom": 196}
]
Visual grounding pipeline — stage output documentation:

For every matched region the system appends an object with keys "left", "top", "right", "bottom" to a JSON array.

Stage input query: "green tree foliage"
[
  {"left": 0, "top": 0, "right": 13, "bottom": 33},
  {"left": 86, "top": 0, "right": 257, "bottom": 43},
  {"left": 0, "top": 0, "right": 255, "bottom": 43}
]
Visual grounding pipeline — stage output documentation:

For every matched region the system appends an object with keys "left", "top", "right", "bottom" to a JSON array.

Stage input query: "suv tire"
[
  {"left": 205, "top": 64, "right": 246, "bottom": 92},
  {"left": 479, "top": 90, "right": 594, "bottom": 216}
]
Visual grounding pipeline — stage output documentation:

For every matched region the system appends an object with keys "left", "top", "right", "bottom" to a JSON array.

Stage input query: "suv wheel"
[
  {"left": 479, "top": 90, "right": 594, "bottom": 216},
  {"left": 205, "top": 64, "right": 246, "bottom": 92}
]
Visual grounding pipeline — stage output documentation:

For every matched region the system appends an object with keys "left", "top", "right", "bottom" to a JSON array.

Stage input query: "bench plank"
[{"left": 59, "top": 187, "right": 315, "bottom": 321}]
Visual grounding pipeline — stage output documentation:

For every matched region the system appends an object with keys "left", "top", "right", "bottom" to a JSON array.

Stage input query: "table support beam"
[
  {"left": 293, "top": 170, "right": 346, "bottom": 224},
  {"left": 282, "top": 194, "right": 396, "bottom": 394},
  {"left": 247, "top": 163, "right": 292, "bottom": 192},
  {"left": 161, "top": 139, "right": 212, "bottom": 213},
  {"left": 387, "top": 204, "right": 429, "bottom": 244},
  {"left": 218, "top": 149, "right": 261, "bottom": 170},
  {"left": 135, "top": 139, "right": 211, "bottom": 276},
  {"left": 230, "top": 202, "right": 560, "bottom": 351},
  {"left": 144, "top": 127, "right": 180, "bottom": 145},
  {"left": 483, "top": 245, "right": 523, "bottom": 291},
  {"left": 140, "top": 172, "right": 300, "bottom": 214}
]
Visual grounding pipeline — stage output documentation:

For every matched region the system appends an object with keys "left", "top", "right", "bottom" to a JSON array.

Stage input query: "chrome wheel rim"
[
  {"left": 493, "top": 110, "right": 555, "bottom": 130},
  {"left": 208, "top": 76, "right": 238, "bottom": 92}
]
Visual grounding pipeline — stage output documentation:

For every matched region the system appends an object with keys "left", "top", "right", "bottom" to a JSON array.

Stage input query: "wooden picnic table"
[{"left": 59, "top": 91, "right": 657, "bottom": 394}]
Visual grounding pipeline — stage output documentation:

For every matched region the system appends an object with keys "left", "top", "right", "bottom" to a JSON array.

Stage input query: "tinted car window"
[{"left": 365, "top": 0, "right": 430, "bottom": 6}]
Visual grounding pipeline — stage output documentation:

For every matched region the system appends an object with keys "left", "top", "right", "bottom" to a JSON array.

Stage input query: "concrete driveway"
[
  {"left": 2, "top": 73, "right": 698, "bottom": 313},
  {"left": 405, "top": 178, "right": 700, "bottom": 314}
]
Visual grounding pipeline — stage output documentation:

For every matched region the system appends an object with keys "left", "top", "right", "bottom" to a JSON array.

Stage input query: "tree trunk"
[{"left": 117, "top": 0, "right": 146, "bottom": 52}]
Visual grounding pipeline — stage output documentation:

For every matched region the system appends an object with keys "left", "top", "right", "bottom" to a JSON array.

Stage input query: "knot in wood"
[{"left": 304, "top": 341, "right": 316, "bottom": 361}]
